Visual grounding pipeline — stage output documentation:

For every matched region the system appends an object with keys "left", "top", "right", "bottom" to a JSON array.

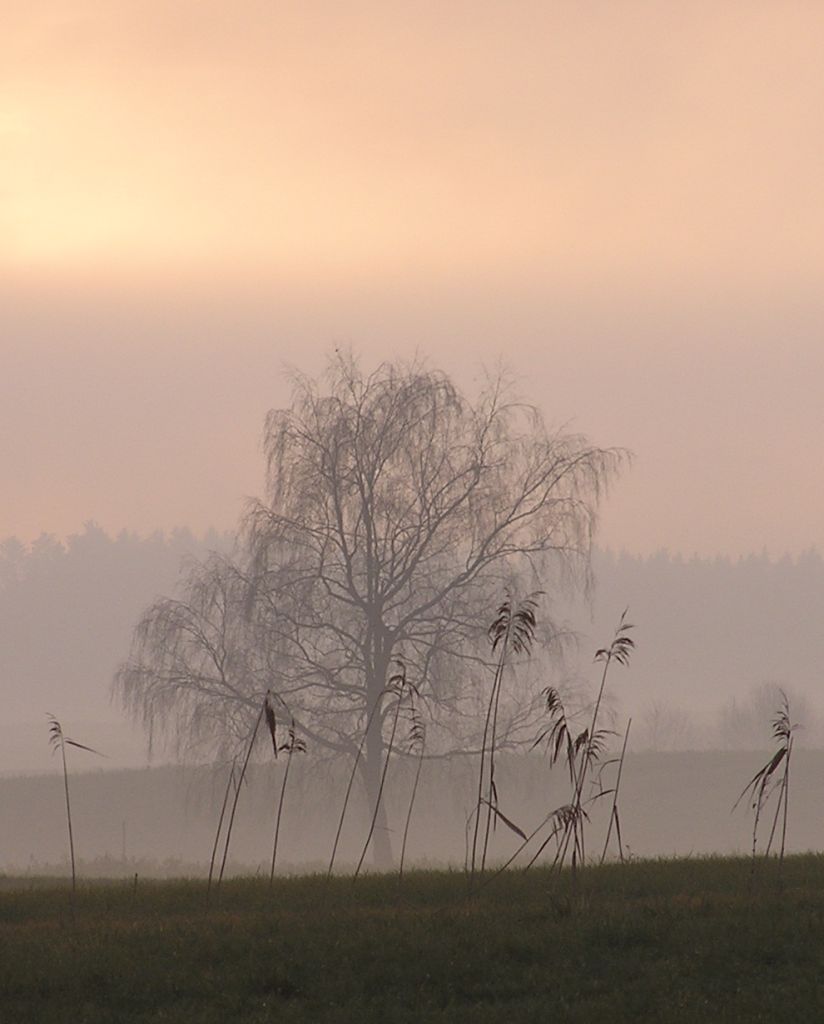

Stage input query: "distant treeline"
[
  {"left": 0, "top": 524, "right": 231, "bottom": 765},
  {"left": 1, "top": 526, "right": 823, "bottom": 758},
  {"left": 581, "top": 546, "right": 824, "bottom": 748}
]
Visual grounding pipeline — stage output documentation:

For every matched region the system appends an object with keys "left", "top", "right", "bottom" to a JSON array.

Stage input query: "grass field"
[{"left": 2, "top": 856, "right": 824, "bottom": 1022}]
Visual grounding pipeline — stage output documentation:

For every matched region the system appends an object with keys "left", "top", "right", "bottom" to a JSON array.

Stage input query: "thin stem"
[
  {"left": 475, "top": 806, "right": 557, "bottom": 891},
  {"left": 557, "top": 652, "right": 611, "bottom": 875},
  {"left": 465, "top": 804, "right": 480, "bottom": 873},
  {"left": 765, "top": 736, "right": 793, "bottom": 867},
  {"left": 207, "top": 758, "right": 237, "bottom": 896},
  {"left": 524, "top": 824, "right": 563, "bottom": 873},
  {"left": 600, "top": 718, "right": 631, "bottom": 865},
  {"left": 354, "top": 691, "right": 404, "bottom": 879},
  {"left": 779, "top": 736, "right": 792, "bottom": 868},
  {"left": 270, "top": 743, "right": 294, "bottom": 885},
  {"left": 481, "top": 643, "right": 508, "bottom": 873},
  {"left": 327, "top": 690, "right": 385, "bottom": 879},
  {"left": 612, "top": 806, "right": 625, "bottom": 862},
  {"left": 216, "top": 707, "right": 263, "bottom": 891},
  {"left": 60, "top": 741, "right": 76, "bottom": 895},
  {"left": 470, "top": 648, "right": 504, "bottom": 882},
  {"left": 398, "top": 733, "right": 425, "bottom": 885},
  {"left": 750, "top": 785, "right": 763, "bottom": 881}
]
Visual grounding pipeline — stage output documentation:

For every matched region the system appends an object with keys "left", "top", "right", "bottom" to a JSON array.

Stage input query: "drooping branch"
[{"left": 115, "top": 353, "right": 625, "bottom": 827}]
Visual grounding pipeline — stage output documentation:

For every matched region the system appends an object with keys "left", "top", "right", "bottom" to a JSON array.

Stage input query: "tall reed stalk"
[
  {"left": 470, "top": 594, "right": 538, "bottom": 883},
  {"left": 733, "top": 689, "right": 797, "bottom": 876},
  {"left": 600, "top": 717, "right": 631, "bottom": 865},
  {"left": 398, "top": 692, "right": 425, "bottom": 885},
  {"left": 207, "top": 757, "right": 237, "bottom": 895},
  {"left": 213, "top": 691, "right": 278, "bottom": 894},
  {"left": 270, "top": 717, "right": 305, "bottom": 884},
  {"left": 354, "top": 661, "right": 413, "bottom": 879},
  {"left": 327, "top": 689, "right": 386, "bottom": 879},
  {"left": 508, "top": 613, "right": 633, "bottom": 880},
  {"left": 47, "top": 715, "right": 104, "bottom": 895},
  {"left": 555, "top": 611, "right": 634, "bottom": 878}
]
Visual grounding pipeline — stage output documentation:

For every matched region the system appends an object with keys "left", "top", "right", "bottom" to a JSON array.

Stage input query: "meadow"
[{"left": 2, "top": 856, "right": 824, "bottom": 1023}]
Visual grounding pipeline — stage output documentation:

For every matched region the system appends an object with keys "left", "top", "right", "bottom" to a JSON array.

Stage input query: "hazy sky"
[{"left": 3, "top": 1, "right": 824, "bottom": 556}]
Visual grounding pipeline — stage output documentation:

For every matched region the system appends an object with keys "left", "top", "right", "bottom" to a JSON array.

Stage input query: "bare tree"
[
  {"left": 639, "top": 700, "right": 697, "bottom": 752},
  {"left": 717, "top": 682, "right": 813, "bottom": 751},
  {"left": 116, "top": 554, "right": 265, "bottom": 760},
  {"left": 116, "top": 354, "right": 623, "bottom": 867}
]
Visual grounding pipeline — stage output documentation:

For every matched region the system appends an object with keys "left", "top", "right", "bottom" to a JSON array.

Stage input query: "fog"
[
  {"left": 2, "top": 527, "right": 824, "bottom": 872},
  {"left": 3, "top": 3, "right": 824, "bottom": 879},
  {"left": 6, "top": 751, "right": 824, "bottom": 877},
  {"left": 5, "top": 1, "right": 824, "bottom": 557},
  {"left": 4, "top": 282, "right": 824, "bottom": 558},
  {"left": 2, "top": 531, "right": 824, "bottom": 776}
]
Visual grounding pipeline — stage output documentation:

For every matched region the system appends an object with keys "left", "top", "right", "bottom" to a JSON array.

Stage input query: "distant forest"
[
  {"left": 0, "top": 524, "right": 231, "bottom": 771},
  {"left": 1, "top": 523, "right": 823, "bottom": 769}
]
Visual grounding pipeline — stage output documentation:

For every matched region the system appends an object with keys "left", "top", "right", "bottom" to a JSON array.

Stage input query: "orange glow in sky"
[
  {"left": 3, "top": 2, "right": 824, "bottom": 555},
  {"left": 4, "top": 2, "right": 824, "bottom": 288}
]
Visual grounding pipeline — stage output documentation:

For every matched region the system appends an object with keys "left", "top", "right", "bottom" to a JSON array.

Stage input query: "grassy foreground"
[{"left": 3, "top": 856, "right": 824, "bottom": 1023}]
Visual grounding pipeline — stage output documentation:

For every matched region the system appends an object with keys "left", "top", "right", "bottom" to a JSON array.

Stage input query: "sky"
[{"left": 3, "top": 1, "right": 824, "bottom": 557}]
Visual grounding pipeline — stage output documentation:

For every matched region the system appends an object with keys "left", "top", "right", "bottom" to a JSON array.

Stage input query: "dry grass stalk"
[
  {"left": 470, "top": 594, "right": 538, "bottom": 883},
  {"left": 270, "top": 716, "right": 306, "bottom": 884},
  {"left": 733, "top": 689, "right": 797, "bottom": 875},
  {"left": 214, "top": 691, "right": 278, "bottom": 893},
  {"left": 354, "top": 661, "right": 415, "bottom": 879},
  {"left": 398, "top": 692, "right": 426, "bottom": 886},
  {"left": 555, "top": 611, "right": 634, "bottom": 877},
  {"left": 599, "top": 717, "right": 632, "bottom": 865},
  {"left": 47, "top": 714, "right": 104, "bottom": 896},
  {"left": 207, "top": 757, "right": 238, "bottom": 895},
  {"left": 504, "top": 613, "right": 634, "bottom": 881},
  {"left": 327, "top": 688, "right": 387, "bottom": 879}
]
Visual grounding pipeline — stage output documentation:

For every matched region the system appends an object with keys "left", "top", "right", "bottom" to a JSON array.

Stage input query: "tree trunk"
[
  {"left": 363, "top": 712, "right": 394, "bottom": 870},
  {"left": 359, "top": 612, "right": 394, "bottom": 871}
]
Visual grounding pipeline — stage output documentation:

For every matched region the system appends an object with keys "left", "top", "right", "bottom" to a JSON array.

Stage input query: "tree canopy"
[{"left": 116, "top": 354, "right": 623, "bottom": 861}]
